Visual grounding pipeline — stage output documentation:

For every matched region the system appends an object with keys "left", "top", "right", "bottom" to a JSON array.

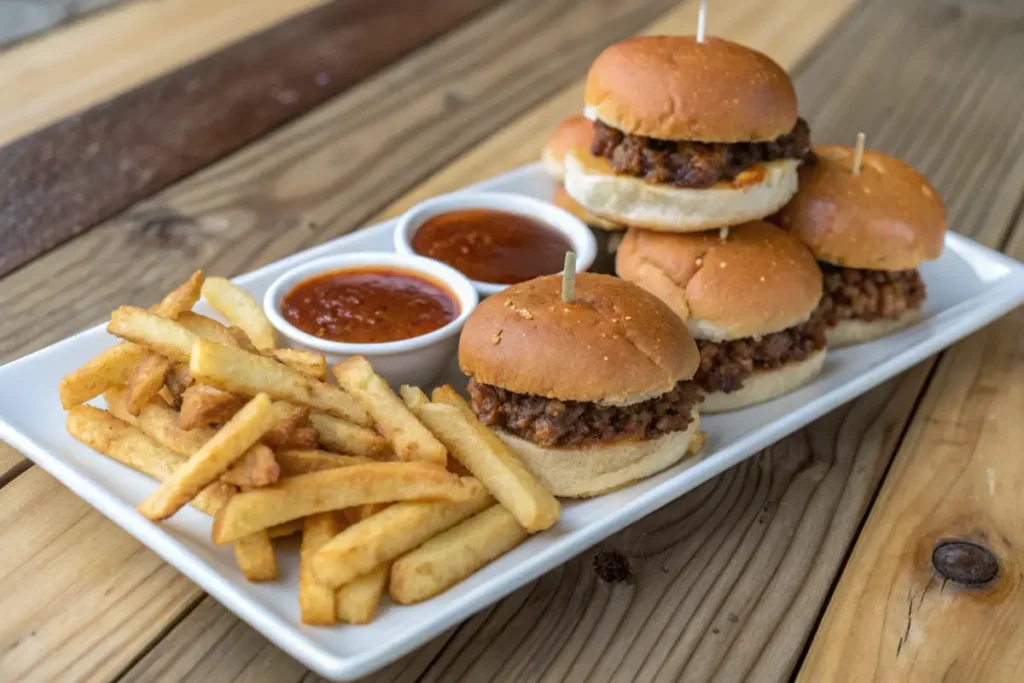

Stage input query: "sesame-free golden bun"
[
  {"left": 701, "top": 349, "right": 825, "bottom": 412},
  {"left": 772, "top": 145, "right": 946, "bottom": 270},
  {"left": 616, "top": 221, "right": 823, "bottom": 341},
  {"left": 584, "top": 36, "right": 798, "bottom": 143},
  {"left": 542, "top": 114, "right": 595, "bottom": 181},
  {"left": 826, "top": 310, "right": 923, "bottom": 348},
  {"left": 458, "top": 272, "right": 699, "bottom": 406},
  {"left": 552, "top": 185, "right": 622, "bottom": 231}
]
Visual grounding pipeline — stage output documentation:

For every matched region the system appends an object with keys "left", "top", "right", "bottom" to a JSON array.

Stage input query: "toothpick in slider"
[
  {"left": 719, "top": 226, "right": 729, "bottom": 240},
  {"left": 561, "top": 251, "right": 577, "bottom": 303},
  {"left": 851, "top": 132, "right": 866, "bottom": 175},
  {"left": 696, "top": 0, "right": 708, "bottom": 43}
]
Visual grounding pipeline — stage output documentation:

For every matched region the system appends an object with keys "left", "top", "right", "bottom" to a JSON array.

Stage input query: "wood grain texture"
[{"left": 0, "top": 0, "right": 501, "bottom": 278}]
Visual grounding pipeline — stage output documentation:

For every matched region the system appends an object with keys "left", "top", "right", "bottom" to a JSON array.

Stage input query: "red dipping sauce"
[
  {"left": 411, "top": 209, "right": 572, "bottom": 284},
  {"left": 281, "top": 267, "right": 459, "bottom": 344}
]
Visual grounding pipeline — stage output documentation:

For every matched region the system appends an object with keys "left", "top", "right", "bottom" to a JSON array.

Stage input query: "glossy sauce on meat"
[
  {"left": 412, "top": 209, "right": 572, "bottom": 284},
  {"left": 282, "top": 267, "right": 458, "bottom": 344}
]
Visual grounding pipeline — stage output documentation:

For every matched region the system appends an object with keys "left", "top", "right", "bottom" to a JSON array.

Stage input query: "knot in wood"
[
  {"left": 593, "top": 551, "right": 632, "bottom": 583},
  {"left": 932, "top": 541, "right": 998, "bottom": 585}
]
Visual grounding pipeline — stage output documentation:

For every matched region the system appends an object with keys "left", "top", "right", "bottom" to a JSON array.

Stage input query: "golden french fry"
[
  {"left": 336, "top": 563, "right": 389, "bottom": 624},
  {"left": 176, "top": 311, "right": 241, "bottom": 348},
  {"left": 276, "top": 450, "right": 373, "bottom": 476},
  {"left": 271, "top": 348, "right": 327, "bottom": 381},
  {"left": 106, "top": 386, "right": 279, "bottom": 488},
  {"left": 308, "top": 412, "right": 386, "bottom": 458},
  {"left": 260, "top": 403, "right": 309, "bottom": 449},
  {"left": 267, "top": 518, "right": 305, "bottom": 539},
  {"left": 312, "top": 478, "right": 491, "bottom": 588},
  {"left": 202, "top": 276, "right": 276, "bottom": 351},
  {"left": 153, "top": 270, "right": 204, "bottom": 318},
  {"left": 227, "top": 325, "right": 258, "bottom": 353},
  {"left": 66, "top": 405, "right": 235, "bottom": 514},
  {"left": 211, "top": 462, "right": 473, "bottom": 545},
  {"left": 179, "top": 384, "right": 246, "bottom": 430},
  {"left": 125, "top": 354, "right": 172, "bottom": 416},
  {"left": 107, "top": 306, "right": 200, "bottom": 363},
  {"left": 415, "top": 393, "right": 559, "bottom": 533},
  {"left": 234, "top": 531, "right": 277, "bottom": 582},
  {"left": 59, "top": 342, "right": 149, "bottom": 409},
  {"left": 164, "top": 364, "right": 193, "bottom": 408},
  {"left": 300, "top": 513, "right": 343, "bottom": 625},
  {"left": 399, "top": 385, "right": 430, "bottom": 411},
  {"left": 341, "top": 503, "right": 388, "bottom": 526},
  {"left": 282, "top": 425, "right": 319, "bottom": 450},
  {"left": 138, "top": 393, "right": 276, "bottom": 520},
  {"left": 390, "top": 504, "right": 528, "bottom": 605},
  {"left": 333, "top": 357, "right": 445, "bottom": 466},
  {"left": 190, "top": 341, "right": 371, "bottom": 426}
]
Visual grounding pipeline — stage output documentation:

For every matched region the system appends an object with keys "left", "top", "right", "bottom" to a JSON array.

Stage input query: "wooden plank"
[
  {"left": 0, "top": 0, "right": 502, "bottom": 278},
  {"left": 0, "top": 0, "right": 327, "bottom": 144}
]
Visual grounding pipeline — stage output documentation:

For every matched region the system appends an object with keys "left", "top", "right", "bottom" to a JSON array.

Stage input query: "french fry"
[
  {"left": 211, "top": 462, "right": 473, "bottom": 545},
  {"left": 312, "top": 478, "right": 491, "bottom": 588},
  {"left": 66, "top": 406, "right": 235, "bottom": 514},
  {"left": 234, "top": 531, "right": 277, "bottom": 582},
  {"left": 399, "top": 385, "right": 430, "bottom": 411},
  {"left": 336, "top": 563, "right": 389, "bottom": 624},
  {"left": 105, "top": 386, "right": 279, "bottom": 488},
  {"left": 260, "top": 403, "right": 309, "bottom": 449},
  {"left": 138, "top": 393, "right": 276, "bottom": 520},
  {"left": 308, "top": 412, "right": 386, "bottom": 458},
  {"left": 202, "top": 276, "right": 276, "bottom": 351},
  {"left": 59, "top": 342, "right": 149, "bottom": 409},
  {"left": 267, "top": 518, "right": 305, "bottom": 539},
  {"left": 300, "top": 513, "right": 343, "bottom": 625},
  {"left": 152, "top": 270, "right": 204, "bottom": 318},
  {"left": 340, "top": 503, "right": 388, "bottom": 525},
  {"left": 107, "top": 306, "right": 200, "bottom": 363},
  {"left": 333, "top": 356, "right": 446, "bottom": 465},
  {"left": 176, "top": 311, "right": 241, "bottom": 348},
  {"left": 164, "top": 364, "right": 193, "bottom": 408},
  {"left": 190, "top": 340, "right": 371, "bottom": 426},
  {"left": 390, "top": 504, "right": 528, "bottom": 605},
  {"left": 276, "top": 450, "right": 373, "bottom": 476},
  {"left": 125, "top": 354, "right": 172, "bottom": 416},
  {"left": 179, "top": 384, "right": 246, "bottom": 430},
  {"left": 416, "top": 388, "right": 560, "bottom": 532},
  {"left": 282, "top": 426, "right": 319, "bottom": 450},
  {"left": 227, "top": 325, "right": 258, "bottom": 353},
  {"left": 270, "top": 348, "right": 327, "bottom": 381}
]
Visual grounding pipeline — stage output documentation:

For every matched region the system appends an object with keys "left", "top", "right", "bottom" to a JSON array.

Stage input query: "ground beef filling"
[
  {"left": 467, "top": 379, "right": 703, "bottom": 447},
  {"left": 591, "top": 118, "right": 814, "bottom": 189},
  {"left": 817, "top": 264, "right": 926, "bottom": 326},
  {"left": 696, "top": 312, "right": 827, "bottom": 394}
]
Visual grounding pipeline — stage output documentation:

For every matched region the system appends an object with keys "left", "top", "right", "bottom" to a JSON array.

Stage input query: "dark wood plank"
[{"left": 0, "top": 0, "right": 502, "bottom": 277}]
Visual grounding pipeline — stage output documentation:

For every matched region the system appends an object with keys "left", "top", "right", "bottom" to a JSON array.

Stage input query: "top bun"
[
  {"left": 459, "top": 272, "right": 699, "bottom": 405},
  {"left": 542, "top": 114, "right": 595, "bottom": 181},
  {"left": 584, "top": 36, "right": 797, "bottom": 143},
  {"left": 772, "top": 145, "right": 946, "bottom": 270},
  {"left": 616, "top": 221, "right": 822, "bottom": 341}
]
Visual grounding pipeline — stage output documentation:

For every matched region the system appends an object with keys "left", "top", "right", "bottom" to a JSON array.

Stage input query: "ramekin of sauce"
[
  {"left": 263, "top": 253, "right": 478, "bottom": 387},
  {"left": 394, "top": 191, "right": 596, "bottom": 296}
]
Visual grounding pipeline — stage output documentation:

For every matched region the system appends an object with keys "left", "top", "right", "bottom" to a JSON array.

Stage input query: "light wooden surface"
[
  {"left": 0, "top": 0, "right": 327, "bottom": 145},
  {"left": 0, "top": 0, "right": 1022, "bottom": 681}
]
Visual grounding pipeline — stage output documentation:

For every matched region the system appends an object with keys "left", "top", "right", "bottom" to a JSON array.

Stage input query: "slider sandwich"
[
  {"left": 459, "top": 273, "right": 704, "bottom": 498},
  {"left": 616, "top": 221, "right": 825, "bottom": 412},
  {"left": 565, "top": 35, "right": 814, "bottom": 231},
  {"left": 772, "top": 145, "right": 946, "bottom": 346},
  {"left": 542, "top": 114, "right": 624, "bottom": 273}
]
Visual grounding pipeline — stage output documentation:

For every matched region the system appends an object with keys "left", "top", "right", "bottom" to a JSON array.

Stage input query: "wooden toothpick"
[
  {"left": 719, "top": 226, "right": 729, "bottom": 240},
  {"left": 851, "top": 132, "right": 866, "bottom": 174},
  {"left": 697, "top": 0, "right": 708, "bottom": 42},
  {"left": 561, "top": 251, "right": 577, "bottom": 303}
]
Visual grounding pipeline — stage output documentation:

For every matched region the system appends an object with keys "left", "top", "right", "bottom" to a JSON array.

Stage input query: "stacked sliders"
[{"left": 772, "top": 144, "right": 947, "bottom": 346}]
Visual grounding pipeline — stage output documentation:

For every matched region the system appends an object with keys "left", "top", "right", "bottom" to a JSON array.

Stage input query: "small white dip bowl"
[
  {"left": 393, "top": 191, "right": 597, "bottom": 296},
  {"left": 263, "top": 252, "right": 478, "bottom": 388}
]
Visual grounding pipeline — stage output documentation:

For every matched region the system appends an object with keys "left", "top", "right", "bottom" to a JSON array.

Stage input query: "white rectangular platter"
[{"left": 2, "top": 162, "right": 1023, "bottom": 681}]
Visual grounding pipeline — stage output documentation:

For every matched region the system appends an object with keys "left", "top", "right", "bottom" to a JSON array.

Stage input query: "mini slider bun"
[
  {"left": 773, "top": 145, "right": 947, "bottom": 271},
  {"left": 566, "top": 35, "right": 803, "bottom": 231},
  {"left": 616, "top": 221, "right": 825, "bottom": 412},
  {"left": 459, "top": 273, "right": 702, "bottom": 497},
  {"left": 541, "top": 114, "right": 595, "bottom": 181}
]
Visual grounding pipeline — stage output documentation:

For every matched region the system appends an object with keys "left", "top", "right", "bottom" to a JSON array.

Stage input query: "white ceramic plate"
[{"left": 2, "top": 163, "right": 1023, "bottom": 681}]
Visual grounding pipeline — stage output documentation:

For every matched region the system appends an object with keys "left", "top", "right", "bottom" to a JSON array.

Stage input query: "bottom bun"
[
  {"left": 702, "top": 349, "right": 826, "bottom": 413},
  {"left": 495, "top": 409, "right": 702, "bottom": 498},
  {"left": 564, "top": 151, "right": 799, "bottom": 232},
  {"left": 826, "top": 309, "right": 922, "bottom": 348}
]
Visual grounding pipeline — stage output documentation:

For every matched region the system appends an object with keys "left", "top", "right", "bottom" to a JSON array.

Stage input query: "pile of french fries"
[{"left": 59, "top": 271, "right": 560, "bottom": 625}]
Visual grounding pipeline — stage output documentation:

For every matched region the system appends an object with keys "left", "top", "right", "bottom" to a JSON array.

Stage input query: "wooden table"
[{"left": 1, "top": 0, "right": 1022, "bottom": 680}]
